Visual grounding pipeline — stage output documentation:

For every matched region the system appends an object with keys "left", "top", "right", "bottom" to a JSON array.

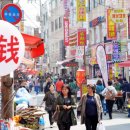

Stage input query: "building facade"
[{"left": 88, "top": 0, "right": 130, "bottom": 79}]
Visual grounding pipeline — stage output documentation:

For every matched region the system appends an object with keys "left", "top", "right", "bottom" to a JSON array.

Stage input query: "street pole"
[{"left": 0, "top": 0, "right": 14, "bottom": 119}]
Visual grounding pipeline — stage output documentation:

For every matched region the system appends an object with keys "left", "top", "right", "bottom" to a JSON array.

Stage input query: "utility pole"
[{"left": 0, "top": 0, "right": 14, "bottom": 119}]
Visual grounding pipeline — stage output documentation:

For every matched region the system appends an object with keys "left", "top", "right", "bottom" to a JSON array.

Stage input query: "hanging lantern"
[
  {"left": 76, "top": 69, "right": 85, "bottom": 87},
  {"left": 30, "top": 43, "right": 45, "bottom": 58}
]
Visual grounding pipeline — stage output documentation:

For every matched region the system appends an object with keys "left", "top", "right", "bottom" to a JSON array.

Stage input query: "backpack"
[{"left": 105, "top": 89, "right": 115, "bottom": 100}]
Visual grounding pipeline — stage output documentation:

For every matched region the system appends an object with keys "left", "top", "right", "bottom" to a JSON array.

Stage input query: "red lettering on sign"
[
  {"left": 6, "top": 35, "right": 19, "bottom": 63},
  {"left": 0, "top": 35, "right": 19, "bottom": 64}
]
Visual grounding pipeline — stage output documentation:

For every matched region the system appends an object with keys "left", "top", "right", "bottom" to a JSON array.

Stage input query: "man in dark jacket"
[
  {"left": 121, "top": 78, "right": 130, "bottom": 103},
  {"left": 44, "top": 77, "right": 52, "bottom": 94}
]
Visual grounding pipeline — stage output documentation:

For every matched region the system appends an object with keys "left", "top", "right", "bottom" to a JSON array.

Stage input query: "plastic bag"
[
  {"left": 16, "top": 87, "right": 31, "bottom": 99},
  {"left": 97, "top": 122, "right": 106, "bottom": 130}
]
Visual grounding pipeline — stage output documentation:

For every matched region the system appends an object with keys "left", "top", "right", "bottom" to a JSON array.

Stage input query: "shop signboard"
[
  {"left": 107, "top": 9, "right": 117, "bottom": 40},
  {"left": 110, "top": 9, "right": 127, "bottom": 23},
  {"left": 112, "top": 41, "right": 120, "bottom": 62},
  {"left": 64, "top": 18, "right": 69, "bottom": 46},
  {"left": 96, "top": 45, "right": 108, "bottom": 87},
  {"left": 77, "top": 28, "right": 86, "bottom": 46},
  {"left": 76, "top": 0, "right": 86, "bottom": 22},
  {"left": 0, "top": 20, "right": 25, "bottom": 76}
]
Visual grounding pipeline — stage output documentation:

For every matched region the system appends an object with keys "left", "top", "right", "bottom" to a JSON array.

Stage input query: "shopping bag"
[
  {"left": 52, "top": 105, "right": 60, "bottom": 122},
  {"left": 97, "top": 122, "right": 106, "bottom": 130}
]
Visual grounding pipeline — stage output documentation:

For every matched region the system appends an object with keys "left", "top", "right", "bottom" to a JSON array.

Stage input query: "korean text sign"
[
  {"left": 107, "top": 9, "right": 117, "bottom": 40},
  {"left": 76, "top": 0, "right": 86, "bottom": 22},
  {"left": 0, "top": 20, "right": 25, "bottom": 76},
  {"left": 64, "top": 18, "right": 69, "bottom": 46},
  {"left": 78, "top": 28, "right": 86, "bottom": 46}
]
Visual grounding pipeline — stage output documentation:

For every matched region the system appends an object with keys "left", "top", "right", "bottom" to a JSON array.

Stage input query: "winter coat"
[
  {"left": 56, "top": 95, "right": 77, "bottom": 126},
  {"left": 77, "top": 93, "right": 102, "bottom": 124},
  {"left": 43, "top": 91, "right": 58, "bottom": 111}
]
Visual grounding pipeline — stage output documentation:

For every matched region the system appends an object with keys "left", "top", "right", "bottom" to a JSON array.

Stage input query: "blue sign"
[{"left": 1, "top": 4, "right": 22, "bottom": 25}]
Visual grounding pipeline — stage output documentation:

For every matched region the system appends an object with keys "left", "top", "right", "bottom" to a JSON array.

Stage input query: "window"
[
  {"left": 51, "top": 22, "right": 54, "bottom": 32},
  {"left": 100, "top": 0, "right": 105, "bottom": 4},
  {"left": 43, "top": 14, "right": 46, "bottom": 25},
  {"left": 46, "top": 12, "right": 48, "bottom": 21},
  {"left": 59, "top": 16, "right": 62, "bottom": 28},
  {"left": 94, "top": 0, "right": 98, "bottom": 8},
  {"left": 55, "top": 19, "right": 58, "bottom": 30}
]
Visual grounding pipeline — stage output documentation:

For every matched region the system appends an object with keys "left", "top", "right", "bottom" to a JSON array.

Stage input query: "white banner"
[
  {"left": 75, "top": 46, "right": 84, "bottom": 62},
  {"left": 96, "top": 45, "right": 108, "bottom": 87}
]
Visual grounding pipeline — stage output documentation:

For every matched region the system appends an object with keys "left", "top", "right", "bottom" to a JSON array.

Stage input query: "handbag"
[
  {"left": 52, "top": 105, "right": 60, "bottom": 122},
  {"left": 97, "top": 122, "right": 106, "bottom": 130}
]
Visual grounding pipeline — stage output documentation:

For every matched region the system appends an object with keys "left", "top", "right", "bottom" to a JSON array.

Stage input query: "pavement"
[{"left": 31, "top": 93, "right": 130, "bottom": 130}]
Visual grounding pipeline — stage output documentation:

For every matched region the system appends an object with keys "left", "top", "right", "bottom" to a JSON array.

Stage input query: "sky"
[{"left": 13, "top": 0, "right": 46, "bottom": 27}]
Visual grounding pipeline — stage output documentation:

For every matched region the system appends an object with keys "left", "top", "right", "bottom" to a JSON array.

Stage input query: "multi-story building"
[
  {"left": 41, "top": 0, "right": 65, "bottom": 74},
  {"left": 88, "top": 0, "right": 130, "bottom": 79}
]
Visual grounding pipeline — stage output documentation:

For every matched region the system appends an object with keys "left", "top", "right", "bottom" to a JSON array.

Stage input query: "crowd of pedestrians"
[{"left": 14, "top": 73, "right": 130, "bottom": 130}]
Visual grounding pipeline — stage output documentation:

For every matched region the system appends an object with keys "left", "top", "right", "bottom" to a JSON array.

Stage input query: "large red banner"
[
  {"left": 78, "top": 28, "right": 86, "bottom": 46},
  {"left": 64, "top": 18, "right": 69, "bottom": 46}
]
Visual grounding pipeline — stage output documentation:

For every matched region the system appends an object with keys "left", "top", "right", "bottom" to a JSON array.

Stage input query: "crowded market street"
[{"left": 0, "top": 0, "right": 130, "bottom": 130}]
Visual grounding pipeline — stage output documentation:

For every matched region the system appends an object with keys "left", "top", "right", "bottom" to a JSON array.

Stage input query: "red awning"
[
  {"left": 30, "top": 43, "right": 45, "bottom": 58},
  {"left": 22, "top": 33, "right": 43, "bottom": 47},
  {"left": 118, "top": 60, "right": 130, "bottom": 67}
]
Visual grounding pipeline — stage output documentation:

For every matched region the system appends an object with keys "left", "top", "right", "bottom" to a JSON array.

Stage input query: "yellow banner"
[{"left": 76, "top": 0, "right": 86, "bottom": 22}]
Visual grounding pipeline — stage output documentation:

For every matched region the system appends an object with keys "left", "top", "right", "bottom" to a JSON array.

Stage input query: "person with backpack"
[
  {"left": 102, "top": 80, "right": 117, "bottom": 119},
  {"left": 96, "top": 80, "right": 106, "bottom": 118}
]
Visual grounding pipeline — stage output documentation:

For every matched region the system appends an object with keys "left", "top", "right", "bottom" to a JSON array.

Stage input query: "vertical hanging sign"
[
  {"left": 128, "top": 15, "right": 130, "bottom": 40},
  {"left": 64, "top": 17, "right": 69, "bottom": 46},
  {"left": 76, "top": 0, "right": 86, "bottom": 22},
  {"left": 107, "top": 9, "right": 117, "bottom": 40},
  {"left": 78, "top": 28, "right": 86, "bottom": 46}
]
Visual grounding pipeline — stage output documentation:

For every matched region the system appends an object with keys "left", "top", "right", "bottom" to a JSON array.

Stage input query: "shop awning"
[
  {"left": 56, "top": 58, "right": 75, "bottom": 65},
  {"left": 22, "top": 33, "right": 43, "bottom": 47},
  {"left": 21, "top": 57, "right": 34, "bottom": 66},
  {"left": 118, "top": 60, "right": 130, "bottom": 67},
  {"left": 30, "top": 43, "right": 44, "bottom": 58}
]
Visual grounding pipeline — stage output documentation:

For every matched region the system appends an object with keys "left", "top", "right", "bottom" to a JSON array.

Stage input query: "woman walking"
[
  {"left": 43, "top": 84, "right": 57, "bottom": 128},
  {"left": 96, "top": 80, "right": 106, "bottom": 117},
  {"left": 77, "top": 84, "right": 102, "bottom": 130},
  {"left": 102, "top": 80, "right": 117, "bottom": 119},
  {"left": 56, "top": 85, "right": 77, "bottom": 130}
]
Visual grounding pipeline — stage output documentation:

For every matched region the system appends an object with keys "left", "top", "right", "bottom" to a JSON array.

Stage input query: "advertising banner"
[
  {"left": 96, "top": 45, "right": 108, "bottom": 87},
  {"left": 110, "top": 9, "right": 127, "bottom": 23},
  {"left": 128, "top": 15, "right": 130, "bottom": 40},
  {"left": 76, "top": 0, "right": 86, "bottom": 22},
  {"left": 0, "top": 20, "right": 25, "bottom": 76},
  {"left": 112, "top": 41, "right": 121, "bottom": 62},
  {"left": 78, "top": 28, "right": 86, "bottom": 46},
  {"left": 107, "top": 9, "right": 117, "bottom": 40},
  {"left": 64, "top": 18, "right": 69, "bottom": 46}
]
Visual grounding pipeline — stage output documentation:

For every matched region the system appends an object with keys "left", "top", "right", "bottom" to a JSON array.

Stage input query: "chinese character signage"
[
  {"left": 112, "top": 41, "right": 120, "bottom": 62},
  {"left": 110, "top": 9, "right": 127, "bottom": 23},
  {"left": 128, "top": 15, "right": 130, "bottom": 40},
  {"left": 76, "top": 0, "right": 86, "bottom": 22},
  {"left": 107, "top": 9, "right": 117, "bottom": 40},
  {"left": 0, "top": 20, "right": 25, "bottom": 76},
  {"left": 78, "top": 28, "right": 86, "bottom": 46},
  {"left": 64, "top": 18, "right": 69, "bottom": 46}
]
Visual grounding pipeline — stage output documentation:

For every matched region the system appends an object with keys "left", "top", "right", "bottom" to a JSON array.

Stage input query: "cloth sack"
[{"left": 97, "top": 122, "right": 106, "bottom": 130}]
